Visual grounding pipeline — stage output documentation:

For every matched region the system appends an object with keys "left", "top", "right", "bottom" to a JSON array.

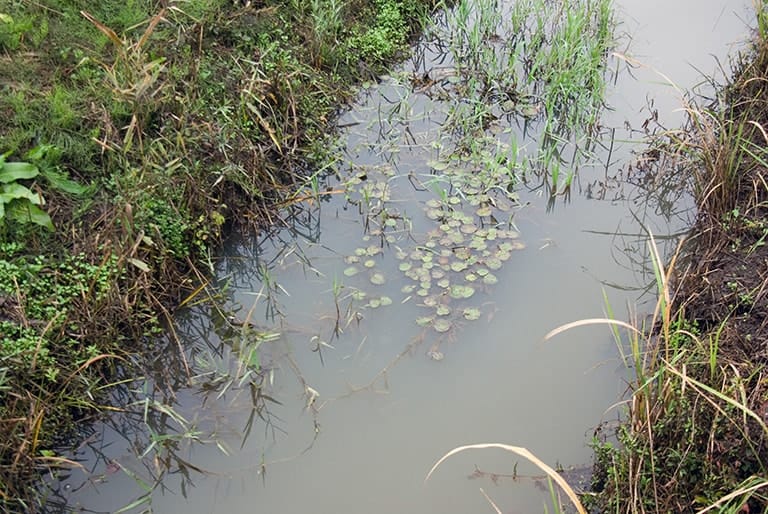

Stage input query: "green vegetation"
[
  {"left": 0, "top": 0, "right": 440, "bottom": 509},
  {"left": 578, "top": 6, "right": 768, "bottom": 511}
]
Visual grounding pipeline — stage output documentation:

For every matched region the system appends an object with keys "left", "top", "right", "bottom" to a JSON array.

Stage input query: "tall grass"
[{"left": 546, "top": 230, "right": 768, "bottom": 512}]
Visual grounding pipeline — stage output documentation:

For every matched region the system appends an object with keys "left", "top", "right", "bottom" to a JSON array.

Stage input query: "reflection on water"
[{"left": 52, "top": 1, "right": 750, "bottom": 513}]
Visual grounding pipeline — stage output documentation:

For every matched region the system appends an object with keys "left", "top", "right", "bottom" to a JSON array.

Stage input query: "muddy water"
[{"left": 56, "top": 2, "right": 750, "bottom": 513}]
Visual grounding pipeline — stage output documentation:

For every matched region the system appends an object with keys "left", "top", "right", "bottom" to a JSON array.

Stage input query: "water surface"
[{"left": 56, "top": 2, "right": 751, "bottom": 513}]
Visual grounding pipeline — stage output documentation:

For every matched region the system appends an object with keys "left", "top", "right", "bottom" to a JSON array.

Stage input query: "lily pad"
[
  {"left": 450, "top": 261, "right": 469, "bottom": 273},
  {"left": 416, "top": 316, "right": 433, "bottom": 327},
  {"left": 344, "top": 255, "right": 360, "bottom": 264},
  {"left": 368, "top": 298, "right": 382, "bottom": 308},
  {"left": 434, "top": 319, "right": 452, "bottom": 333},
  {"left": 465, "top": 273, "right": 478, "bottom": 282},
  {"left": 344, "top": 266, "right": 360, "bottom": 277},
  {"left": 463, "top": 308, "right": 482, "bottom": 321},
  {"left": 351, "top": 290, "right": 367, "bottom": 301},
  {"left": 364, "top": 259, "right": 376, "bottom": 268},
  {"left": 399, "top": 262, "right": 413, "bottom": 272},
  {"left": 380, "top": 296, "right": 393, "bottom": 306},
  {"left": 401, "top": 284, "right": 416, "bottom": 293},
  {"left": 449, "top": 284, "right": 475, "bottom": 299},
  {"left": 417, "top": 288, "right": 430, "bottom": 297},
  {"left": 437, "top": 278, "right": 451, "bottom": 288},
  {"left": 485, "top": 257, "right": 502, "bottom": 270},
  {"left": 426, "top": 208, "right": 443, "bottom": 220},
  {"left": 370, "top": 273, "right": 386, "bottom": 285},
  {"left": 436, "top": 304, "right": 451, "bottom": 316},
  {"left": 476, "top": 205, "right": 493, "bottom": 217},
  {"left": 424, "top": 295, "right": 438, "bottom": 307},
  {"left": 482, "top": 273, "right": 498, "bottom": 285}
]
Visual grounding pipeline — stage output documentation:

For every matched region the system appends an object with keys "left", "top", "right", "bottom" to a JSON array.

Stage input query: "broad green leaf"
[
  {"left": 0, "top": 161, "right": 39, "bottom": 183},
  {"left": 43, "top": 169, "right": 88, "bottom": 195},
  {"left": 7, "top": 202, "right": 54, "bottom": 231},
  {"left": 1, "top": 183, "right": 42, "bottom": 204}
]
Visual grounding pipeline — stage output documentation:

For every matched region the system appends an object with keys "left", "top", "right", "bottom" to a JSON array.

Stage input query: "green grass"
[
  {"left": 0, "top": 0, "right": 441, "bottom": 509},
  {"left": 558, "top": 12, "right": 768, "bottom": 504}
]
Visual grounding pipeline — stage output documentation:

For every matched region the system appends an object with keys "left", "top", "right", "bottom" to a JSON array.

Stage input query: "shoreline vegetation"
[
  {"left": 0, "top": 0, "right": 440, "bottom": 509},
  {"left": 585, "top": 4, "right": 768, "bottom": 512},
  {"left": 3, "top": 0, "right": 768, "bottom": 512}
]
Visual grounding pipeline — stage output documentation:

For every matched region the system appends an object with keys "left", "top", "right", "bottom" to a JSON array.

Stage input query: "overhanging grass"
[
  {"left": 583, "top": 4, "right": 768, "bottom": 512},
  {"left": 0, "top": 0, "right": 441, "bottom": 509}
]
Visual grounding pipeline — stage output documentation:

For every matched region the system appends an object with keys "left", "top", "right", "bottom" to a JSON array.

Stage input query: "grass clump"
[
  {"left": 0, "top": 0, "right": 441, "bottom": 509},
  {"left": 580, "top": 5, "right": 768, "bottom": 512}
]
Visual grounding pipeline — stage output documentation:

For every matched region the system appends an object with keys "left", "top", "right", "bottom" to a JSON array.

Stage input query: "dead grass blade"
[
  {"left": 425, "top": 443, "right": 587, "bottom": 514},
  {"left": 695, "top": 479, "right": 768, "bottom": 514},
  {"left": 544, "top": 318, "right": 641, "bottom": 341}
]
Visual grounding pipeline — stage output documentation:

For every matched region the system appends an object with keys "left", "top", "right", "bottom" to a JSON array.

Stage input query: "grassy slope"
[
  {"left": 0, "top": 0, "right": 438, "bottom": 509},
  {"left": 589, "top": 9, "right": 768, "bottom": 513}
]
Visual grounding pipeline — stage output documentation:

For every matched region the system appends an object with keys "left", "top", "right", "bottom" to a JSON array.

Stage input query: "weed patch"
[
  {"left": 0, "top": 0, "right": 440, "bottom": 509},
  {"left": 585, "top": 6, "right": 768, "bottom": 512}
]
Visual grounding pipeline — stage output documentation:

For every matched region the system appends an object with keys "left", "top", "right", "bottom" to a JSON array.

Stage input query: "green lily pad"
[
  {"left": 345, "top": 255, "right": 360, "bottom": 264},
  {"left": 431, "top": 269, "right": 446, "bottom": 279},
  {"left": 482, "top": 273, "right": 498, "bottom": 285},
  {"left": 434, "top": 319, "right": 452, "bottom": 333},
  {"left": 380, "top": 296, "right": 393, "bottom": 306},
  {"left": 351, "top": 290, "right": 367, "bottom": 301},
  {"left": 364, "top": 259, "right": 376, "bottom": 268},
  {"left": 402, "top": 284, "right": 416, "bottom": 293},
  {"left": 437, "top": 278, "right": 451, "bottom": 288},
  {"left": 450, "top": 261, "right": 469, "bottom": 273},
  {"left": 463, "top": 308, "right": 482, "bottom": 321},
  {"left": 485, "top": 257, "right": 502, "bottom": 270},
  {"left": 426, "top": 198, "right": 442, "bottom": 208},
  {"left": 370, "top": 273, "right": 386, "bottom": 285},
  {"left": 366, "top": 245, "right": 382, "bottom": 256},
  {"left": 368, "top": 298, "right": 382, "bottom": 308},
  {"left": 465, "top": 273, "right": 478, "bottom": 282},
  {"left": 399, "top": 262, "right": 412, "bottom": 272},
  {"left": 449, "top": 284, "right": 475, "bottom": 299},
  {"left": 417, "top": 288, "right": 430, "bottom": 297},
  {"left": 428, "top": 160, "right": 449, "bottom": 171},
  {"left": 476, "top": 205, "right": 493, "bottom": 217},
  {"left": 344, "top": 266, "right": 360, "bottom": 277},
  {"left": 436, "top": 305, "right": 451, "bottom": 316},
  {"left": 454, "top": 247, "right": 472, "bottom": 260},
  {"left": 416, "top": 316, "right": 433, "bottom": 327},
  {"left": 424, "top": 295, "right": 438, "bottom": 307},
  {"left": 469, "top": 238, "right": 487, "bottom": 251},
  {"left": 426, "top": 208, "right": 443, "bottom": 220}
]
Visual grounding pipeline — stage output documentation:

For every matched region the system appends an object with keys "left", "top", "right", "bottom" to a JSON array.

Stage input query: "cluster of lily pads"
[{"left": 337, "top": 137, "right": 525, "bottom": 339}]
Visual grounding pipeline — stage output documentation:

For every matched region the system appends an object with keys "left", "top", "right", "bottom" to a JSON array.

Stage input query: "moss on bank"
[
  {"left": 0, "top": 0, "right": 440, "bottom": 509},
  {"left": 588, "top": 9, "right": 768, "bottom": 513}
]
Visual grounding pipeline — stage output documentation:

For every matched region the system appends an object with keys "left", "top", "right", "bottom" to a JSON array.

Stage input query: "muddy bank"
[
  {"left": 590, "top": 11, "right": 768, "bottom": 512},
  {"left": 0, "top": 0, "right": 440, "bottom": 509}
]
